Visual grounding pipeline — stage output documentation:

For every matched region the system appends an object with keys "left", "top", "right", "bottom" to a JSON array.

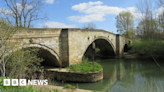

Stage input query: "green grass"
[
  {"left": 64, "top": 84, "right": 76, "bottom": 90},
  {"left": 1, "top": 86, "right": 60, "bottom": 92},
  {"left": 1, "top": 86, "right": 39, "bottom": 92},
  {"left": 0, "top": 77, "right": 60, "bottom": 92},
  {"left": 67, "top": 57, "right": 102, "bottom": 73},
  {"left": 0, "top": 77, "right": 38, "bottom": 92}
]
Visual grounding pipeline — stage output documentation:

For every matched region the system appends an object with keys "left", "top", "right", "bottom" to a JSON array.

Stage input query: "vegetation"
[
  {"left": 67, "top": 57, "right": 102, "bottom": 73},
  {"left": 1, "top": 0, "right": 46, "bottom": 28},
  {"left": 82, "top": 22, "right": 96, "bottom": 29},
  {"left": 95, "top": 47, "right": 100, "bottom": 53},
  {"left": 0, "top": 77, "right": 61, "bottom": 92},
  {"left": 5, "top": 48, "right": 44, "bottom": 79},
  {"left": 0, "top": 18, "right": 19, "bottom": 77},
  {"left": 0, "top": 77, "right": 38, "bottom": 92},
  {"left": 64, "top": 84, "right": 76, "bottom": 90},
  {"left": 131, "top": 40, "right": 164, "bottom": 57},
  {"left": 1, "top": 86, "right": 39, "bottom": 92},
  {"left": 125, "top": 0, "right": 164, "bottom": 60},
  {"left": 0, "top": 17, "right": 43, "bottom": 78},
  {"left": 116, "top": 11, "right": 134, "bottom": 39}
]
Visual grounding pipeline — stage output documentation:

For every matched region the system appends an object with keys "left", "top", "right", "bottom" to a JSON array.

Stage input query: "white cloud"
[
  {"left": 44, "top": 21, "right": 76, "bottom": 28},
  {"left": 72, "top": 1, "right": 103, "bottom": 12},
  {"left": 16, "top": 3, "right": 33, "bottom": 10},
  {"left": 25, "top": 4, "right": 33, "bottom": 10},
  {"left": 0, "top": 3, "right": 33, "bottom": 16},
  {"left": 154, "top": 6, "right": 164, "bottom": 18},
  {"left": 68, "top": 14, "right": 105, "bottom": 23},
  {"left": 44, "top": 0, "right": 54, "bottom": 4},
  {"left": 68, "top": 1, "right": 141, "bottom": 23},
  {"left": 16, "top": 3, "right": 22, "bottom": 10},
  {"left": 0, "top": 8, "right": 13, "bottom": 15}
]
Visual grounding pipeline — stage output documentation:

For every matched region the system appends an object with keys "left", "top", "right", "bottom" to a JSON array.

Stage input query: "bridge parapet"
[{"left": 9, "top": 28, "right": 131, "bottom": 67}]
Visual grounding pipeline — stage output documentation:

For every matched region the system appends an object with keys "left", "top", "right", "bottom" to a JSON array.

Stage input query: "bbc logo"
[{"left": 3, "top": 79, "right": 26, "bottom": 86}]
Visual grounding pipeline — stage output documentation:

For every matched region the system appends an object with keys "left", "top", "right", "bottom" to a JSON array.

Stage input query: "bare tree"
[
  {"left": 136, "top": 0, "right": 160, "bottom": 40},
  {"left": 1, "top": 0, "right": 46, "bottom": 28},
  {"left": 158, "top": 0, "right": 164, "bottom": 7},
  {"left": 82, "top": 22, "right": 96, "bottom": 29},
  {"left": 137, "top": 19, "right": 160, "bottom": 39}
]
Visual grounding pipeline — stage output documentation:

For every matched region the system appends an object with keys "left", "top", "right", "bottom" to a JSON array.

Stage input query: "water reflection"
[
  {"left": 56, "top": 59, "right": 164, "bottom": 92},
  {"left": 109, "top": 59, "right": 164, "bottom": 92}
]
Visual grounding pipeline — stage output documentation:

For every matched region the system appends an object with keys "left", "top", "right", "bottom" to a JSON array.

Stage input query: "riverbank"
[
  {"left": 122, "top": 52, "right": 138, "bottom": 59},
  {"left": 122, "top": 52, "right": 164, "bottom": 63},
  {"left": 32, "top": 85, "right": 94, "bottom": 92}
]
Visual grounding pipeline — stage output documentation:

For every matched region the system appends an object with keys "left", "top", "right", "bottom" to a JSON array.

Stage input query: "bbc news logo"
[{"left": 3, "top": 79, "right": 48, "bottom": 86}]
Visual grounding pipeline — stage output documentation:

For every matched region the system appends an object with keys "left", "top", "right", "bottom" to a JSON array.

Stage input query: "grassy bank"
[
  {"left": 0, "top": 77, "right": 94, "bottom": 92},
  {"left": 66, "top": 57, "right": 102, "bottom": 73}
]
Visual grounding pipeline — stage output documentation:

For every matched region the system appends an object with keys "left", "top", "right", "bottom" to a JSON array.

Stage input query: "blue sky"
[{"left": 0, "top": 0, "right": 152, "bottom": 33}]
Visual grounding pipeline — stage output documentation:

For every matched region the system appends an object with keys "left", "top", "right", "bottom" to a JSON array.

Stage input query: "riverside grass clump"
[
  {"left": 64, "top": 84, "right": 76, "bottom": 90},
  {"left": 67, "top": 57, "right": 102, "bottom": 73}
]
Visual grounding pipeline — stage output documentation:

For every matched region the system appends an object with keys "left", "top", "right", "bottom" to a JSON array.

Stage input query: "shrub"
[
  {"left": 64, "top": 84, "right": 76, "bottom": 90},
  {"left": 131, "top": 39, "right": 164, "bottom": 56},
  {"left": 95, "top": 48, "right": 100, "bottom": 53},
  {"left": 5, "top": 47, "right": 43, "bottom": 79}
]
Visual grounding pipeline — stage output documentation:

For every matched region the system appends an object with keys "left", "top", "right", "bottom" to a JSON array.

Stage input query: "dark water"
[{"left": 56, "top": 59, "right": 164, "bottom": 92}]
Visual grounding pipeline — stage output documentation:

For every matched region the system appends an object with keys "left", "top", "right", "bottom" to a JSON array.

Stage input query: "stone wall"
[
  {"left": 68, "top": 29, "right": 116, "bottom": 65},
  {"left": 46, "top": 69, "right": 103, "bottom": 82},
  {"left": 11, "top": 28, "right": 131, "bottom": 67},
  {"left": 13, "top": 28, "right": 61, "bottom": 56}
]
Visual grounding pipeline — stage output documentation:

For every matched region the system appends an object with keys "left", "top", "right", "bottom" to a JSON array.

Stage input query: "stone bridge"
[{"left": 12, "top": 28, "right": 132, "bottom": 67}]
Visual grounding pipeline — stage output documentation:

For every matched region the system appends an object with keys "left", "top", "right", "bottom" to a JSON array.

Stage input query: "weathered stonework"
[
  {"left": 45, "top": 68, "right": 103, "bottom": 82},
  {"left": 12, "top": 28, "right": 132, "bottom": 67}
]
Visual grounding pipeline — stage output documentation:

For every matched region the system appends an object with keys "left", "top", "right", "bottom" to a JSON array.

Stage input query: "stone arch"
[
  {"left": 82, "top": 36, "right": 116, "bottom": 59},
  {"left": 12, "top": 43, "right": 62, "bottom": 67},
  {"left": 123, "top": 44, "right": 128, "bottom": 52},
  {"left": 122, "top": 39, "right": 132, "bottom": 53}
]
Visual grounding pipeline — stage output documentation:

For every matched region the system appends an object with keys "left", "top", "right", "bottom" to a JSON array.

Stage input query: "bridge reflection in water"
[
  {"left": 55, "top": 59, "right": 127, "bottom": 91},
  {"left": 56, "top": 59, "right": 164, "bottom": 92}
]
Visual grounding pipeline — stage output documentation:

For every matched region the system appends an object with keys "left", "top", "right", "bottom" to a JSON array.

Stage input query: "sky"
[{"left": 0, "top": 0, "right": 160, "bottom": 33}]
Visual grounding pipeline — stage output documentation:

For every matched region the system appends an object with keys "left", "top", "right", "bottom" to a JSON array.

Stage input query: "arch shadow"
[
  {"left": 12, "top": 43, "right": 62, "bottom": 67},
  {"left": 82, "top": 36, "right": 116, "bottom": 60}
]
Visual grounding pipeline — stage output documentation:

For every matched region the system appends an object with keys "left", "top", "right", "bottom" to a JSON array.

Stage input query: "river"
[{"left": 56, "top": 59, "right": 164, "bottom": 92}]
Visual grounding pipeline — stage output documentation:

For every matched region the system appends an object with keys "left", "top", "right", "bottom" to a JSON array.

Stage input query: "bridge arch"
[
  {"left": 13, "top": 44, "right": 62, "bottom": 67},
  {"left": 82, "top": 36, "right": 116, "bottom": 59}
]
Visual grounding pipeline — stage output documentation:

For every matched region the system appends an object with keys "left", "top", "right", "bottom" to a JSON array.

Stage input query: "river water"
[{"left": 56, "top": 59, "right": 164, "bottom": 92}]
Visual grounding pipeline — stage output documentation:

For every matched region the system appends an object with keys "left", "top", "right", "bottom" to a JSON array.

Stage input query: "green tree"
[
  {"left": 0, "top": 18, "right": 18, "bottom": 77},
  {"left": 5, "top": 47, "right": 43, "bottom": 79},
  {"left": 0, "top": 18, "right": 43, "bottom": 78},
  {"left": 116, "top": 11, "right": 134, "bottom": 39}
]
